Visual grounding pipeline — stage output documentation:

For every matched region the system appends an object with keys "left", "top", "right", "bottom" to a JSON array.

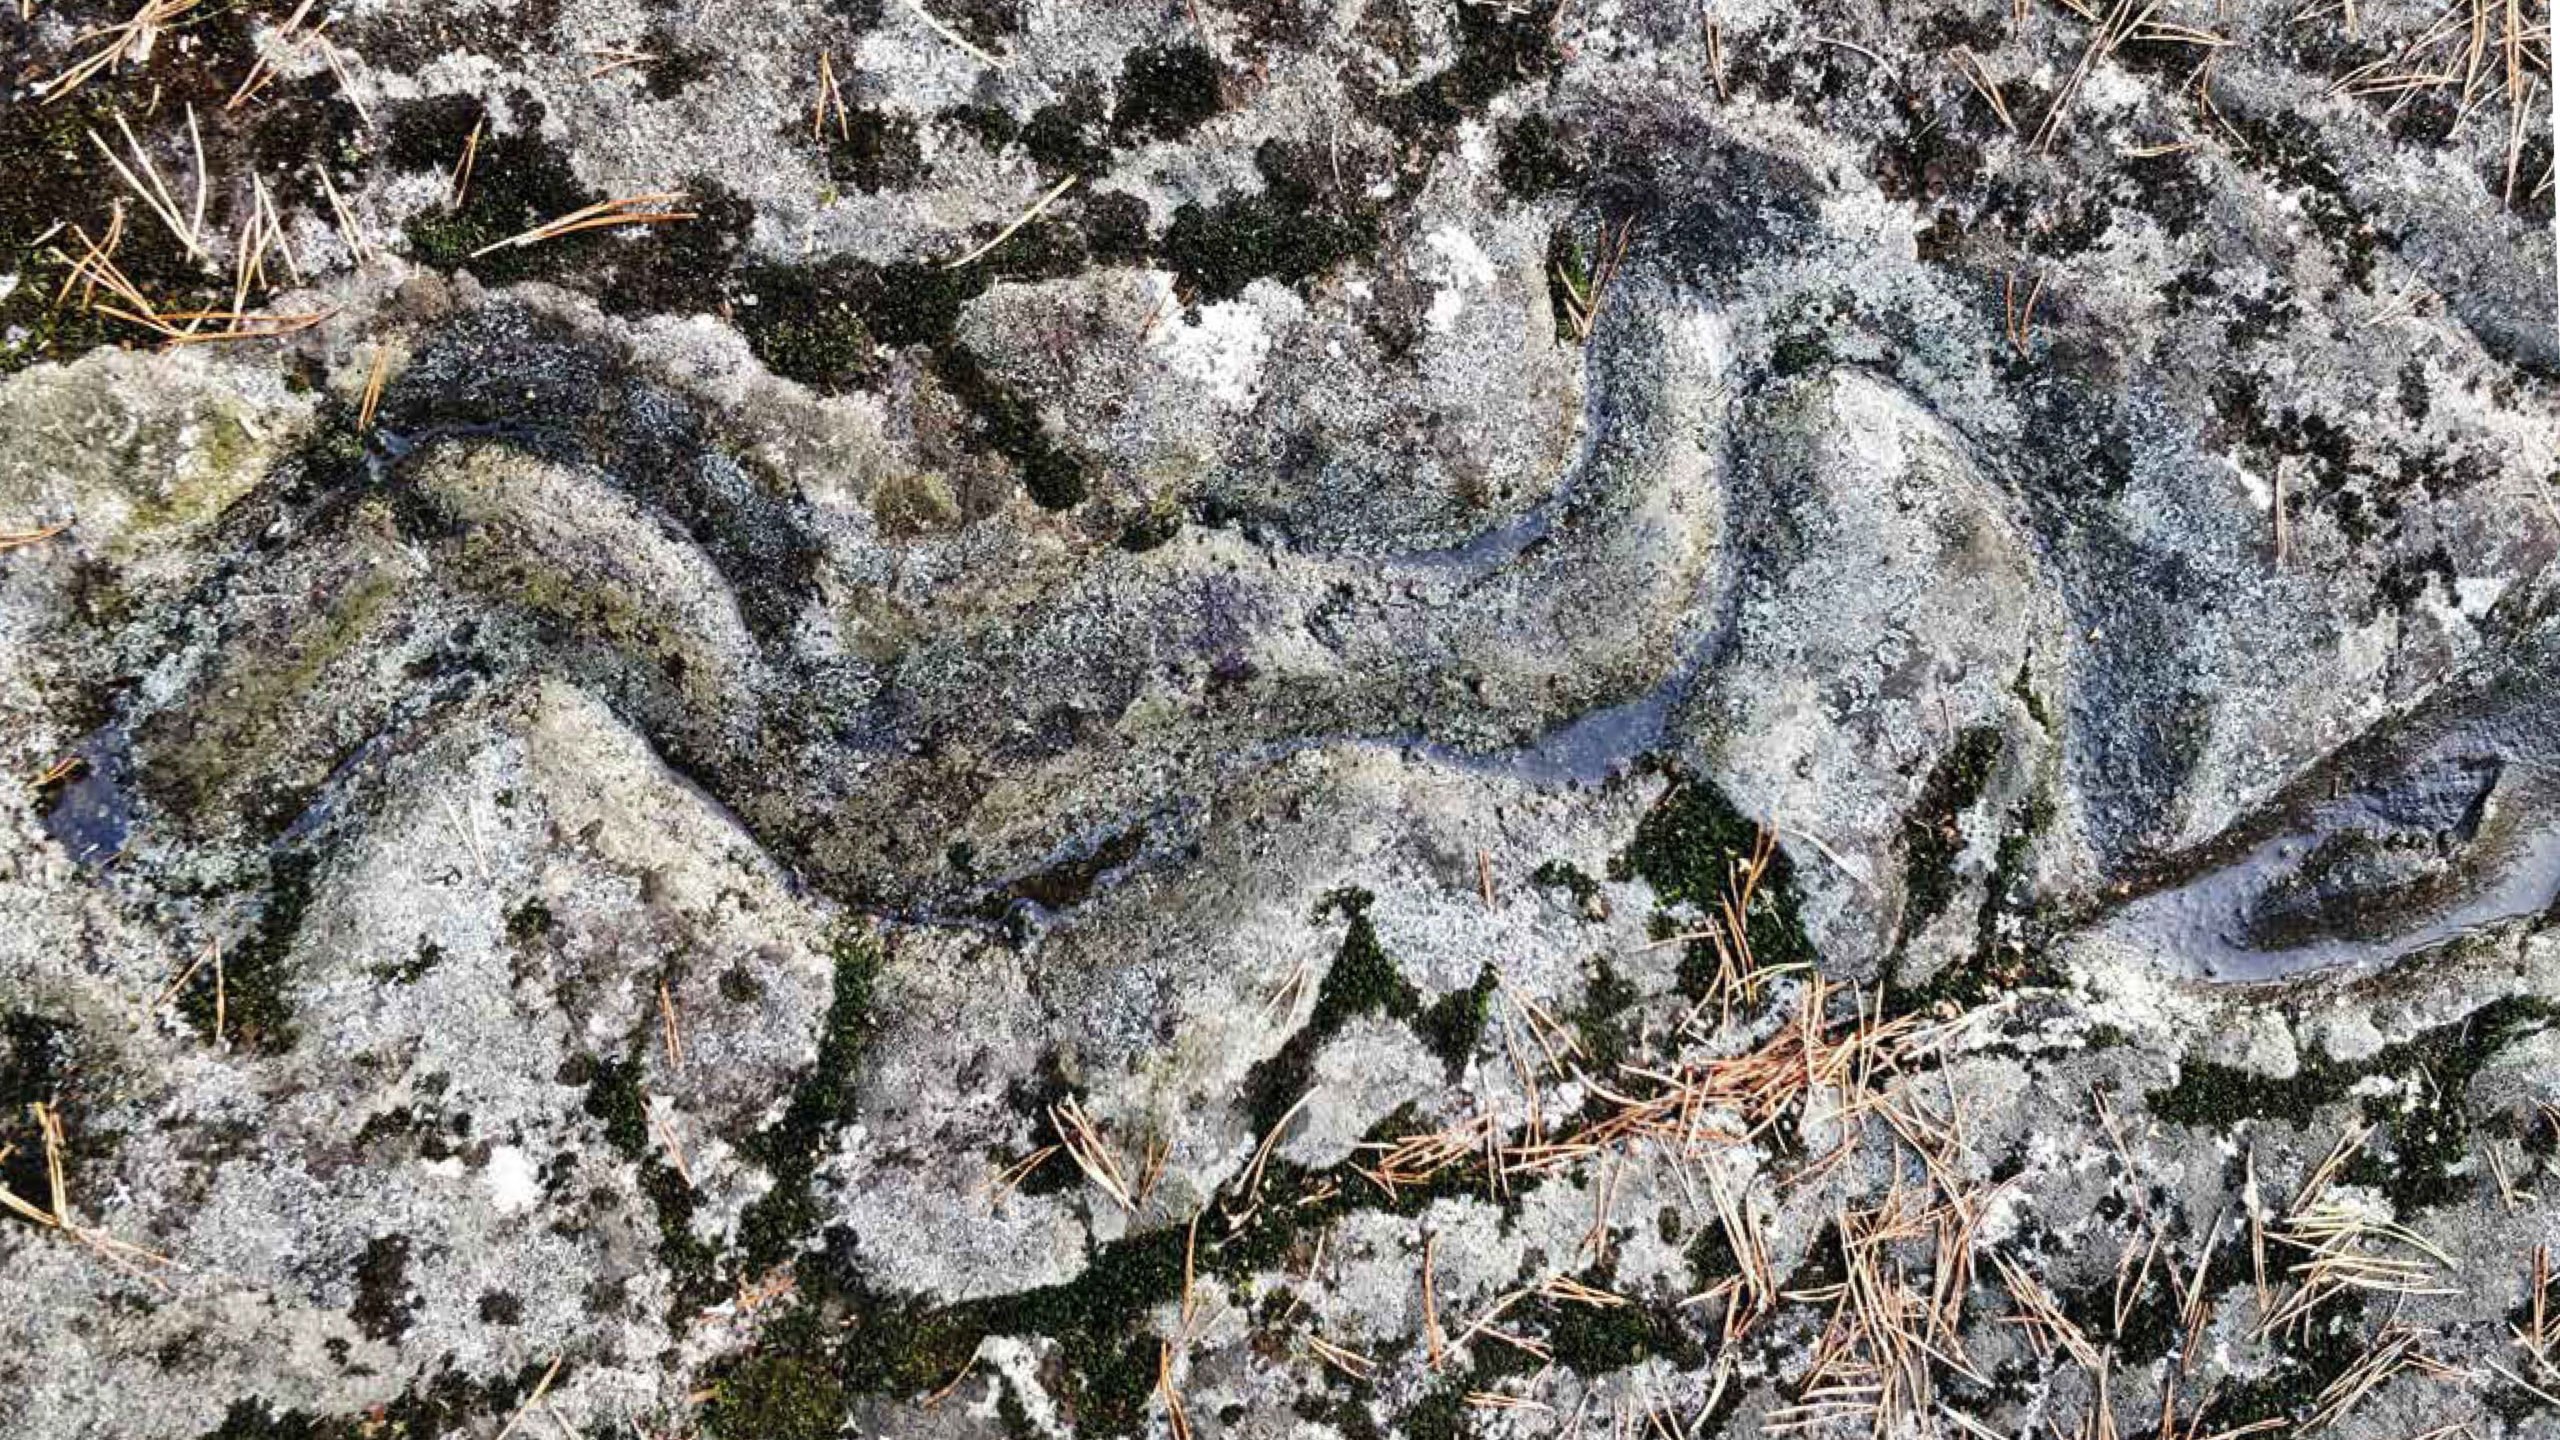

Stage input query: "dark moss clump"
[
  {"left": 0, "top": 1010, "right": 75, "bottom": 1113},
  {"left": 743, "top": 255, "right": 984, "bottom": 358},
  {"left": 1162, "top": 139, "right": 1382, "bottom": 301},
  {"left": 1897, "top": 726, "right": 2005, "bottom": 941},
  {"left": 1542, "top": 1270, "right": 1706, "bottom": 1375},
  {"left": 198, "top": 1358, "right": 557, "bottom": 1440},
  {"left": 1111, "top": 44, "right": 1224, "bottom": 141},
  {"left": 824, "top": 108, "right": 925, "bottom": 193},
  {"left": 934, "top": 0, "right": 1022, "bottom": 47},
  {"left": 939, "top": 102, "right": 1020, "bottom": 151},
  {"left": 731, "top": 253, "right": 1095, "bottom": 508},
  {"left": 0, "top": 79, "right": 233, "bottom": 372},
  {"left": 2210, "top": 1299, "right": 2372, "bottom": 1430},
  {"left": 2214, "top": 106, "right": 2383, "bottom": 289},
  {"left": 177, "top": 851, "right": 316, "bottom": 1052},
  {"left": 765, "top": 1103, "right": 1551, "bottom": 1439},
  {"left": 640, "top": 26, "right": 718, "bottom": 99},
  {"left": 349, "top": 1234, "right": 417, "bottom": 1342},
  {"left": 741, "top": 1225, "right": 1188, "bottom": 1438},
  {"left": 390, "top": 96, "right": 747, "bottom": 313},
  {"left": 1612, "top": 770, "right": 1818, "bottom": 999},
  {"left": 503, "top": 899, "right": 554, "bottom": 943},
  {"left": 1239, "top": 889, "right": 1421, "bottom": 1136},
  {"left": 734, "top": 262, "right": 887, "bottom": 390},
  {"left": 1395, "top": 1380, "right": 1472, "bottom": 1440},
  {"left": 1530, "top": 859, "right": 1604, "bottom": 917},
  {"left": 594, "top": 177, "right": 755, "bottom": 319},
  {"left": 401, "top": 118, "right": 593, "bottom": 281},
  {"left": 2150, "top": 995, "right": 2555, "bottom": 1209},
  {"left": 371, "top": 940, "right": 446, "bottom": 985},
  {"left": 735, "top": 928, "right": 883, "bottom": 1269},
  {"left": 1496, "top": 114, "right": 1588, "bottom": 197},
  {"left": 1078, "top": 189, "right": 1153, "bottom": 264},
  {"left": 1021, "top": 82, "right": 1114, "bottom": 174},
  {"left": 1569, "top": 957, "right": 1642, "bottom": 1072},
  {"left": 1413, "top": 963, "right": 1499, "bottom": 1076},
  {"left": 1889, "top": 792, "right": 2059, "bottom": 1015},
  {"left": 1395, "top": 0, "right": 1565, "bottom": 132}
]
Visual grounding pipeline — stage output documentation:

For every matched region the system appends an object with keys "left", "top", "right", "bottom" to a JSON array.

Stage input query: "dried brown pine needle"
[
  {"left": 89, "top": 108, "right": 211, "bottom": 262},
  {"left": 657, "top": 979, "right": 685, "bottom": 1071},
  {"left": 1, "top": 520, "right": 74, "bottom": 552},
  {"left": 1049, "top": 1096, "right": 1135, "bottom": 1211},
  {"left": 359, "top": 347, "right": 393, "bottom": 433},
  {"left": 0, "top": 1101, "right": 176, "bottom": 1289},
  {"left": 40, "top": 0, "right": 203, "bottom": 100},
  {"left": 492, "top": 1354, "right": 565, "bottom": 1440},
  {"left": 1157, "top": 1339, "right": 1193, "bottom": 1440},
  {"left": 449, "top": 118, "right": 485, "bottom": 211},
  {"left": 1307, "top": 1333, "right": 1376, "bottom": 1380},
  {"left": 813, "top": 51, "right": 851, "bottom": 140},
  {"left": 584, "top": 45, "right": 658, "bottom": 80}
]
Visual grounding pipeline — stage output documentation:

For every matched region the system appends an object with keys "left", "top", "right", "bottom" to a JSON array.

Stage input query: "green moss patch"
[
  {"left": 1612, "top": 770, "right": 1818, "bottom": 999},
  {"left": 1414, "top": 964, "right": 1499, "bottom": 1076}
]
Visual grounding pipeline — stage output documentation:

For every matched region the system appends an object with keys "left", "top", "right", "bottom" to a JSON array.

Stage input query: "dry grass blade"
[
  {"left": 492, "top": 1354, "right": 565, "bottom": 1440},
  {"left": 943, "top": 173, "right": 1080, "bottom": 270},
  {"left": 899, "top": 0, "right": 1014, "bottom": 68},
  {"left": 469, "top": 193, "right": 696, "bottom": 259}
]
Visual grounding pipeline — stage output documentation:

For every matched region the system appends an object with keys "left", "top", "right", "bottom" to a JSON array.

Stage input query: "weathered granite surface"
[{"left": 2, "top": 1, "right": 2557, "bottom": 1438}]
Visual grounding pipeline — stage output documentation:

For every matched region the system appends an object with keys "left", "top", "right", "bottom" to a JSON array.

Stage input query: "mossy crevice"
[
  {"left": 735, "top": 927, "right": 884, "bottom": 1269},
  {"left": 1239, "top": 888, "right": 1421, "bottom": 1138},
  {"left": 2148, "top": 994, "right": 2556, "bottom": 1210},
  {"left": 1896, "top": 726, "right": 2005, "bottom": 942}
]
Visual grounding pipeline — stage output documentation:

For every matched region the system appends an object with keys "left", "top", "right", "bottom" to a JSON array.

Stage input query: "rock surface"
[{"left": 1, "top": 2, "right": 2557, "bottom": 1439}]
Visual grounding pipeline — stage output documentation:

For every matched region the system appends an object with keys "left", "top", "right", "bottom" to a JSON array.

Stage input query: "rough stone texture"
[{"left": 1, "top": 1, "right": 2557, "bottom": 1439}]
